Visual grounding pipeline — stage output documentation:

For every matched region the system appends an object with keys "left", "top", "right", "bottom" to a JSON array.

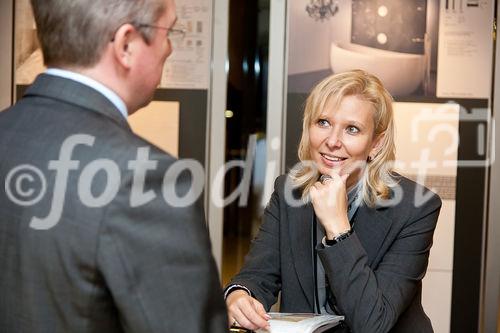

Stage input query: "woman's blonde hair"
[{"left": 289, "top": 69, "right": 397, "bottom": 207}]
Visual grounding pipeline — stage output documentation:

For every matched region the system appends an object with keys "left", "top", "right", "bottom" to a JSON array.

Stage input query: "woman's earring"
[{"left": 367, "top": 155, "right": 373, "bottom": 162}]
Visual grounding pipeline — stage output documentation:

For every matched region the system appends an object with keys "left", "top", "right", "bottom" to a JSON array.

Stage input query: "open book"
[{"left": 256, "top": 313, "right": 344, "bottom": 333}]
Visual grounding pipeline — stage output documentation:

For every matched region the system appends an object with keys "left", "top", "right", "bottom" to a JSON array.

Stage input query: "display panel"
[
  {"left": 285, "top": 1, "right": 493, "bottom": 331},
  {"left": 129, "top": 101, "right": 180, "bottom": 157},
  {"left": 288, "top": 0, "right": 493, "bottom": 100},
  {"left": 13, "top": 0, "right": 213, "bottom": 92},
  {"left": 393, "top": 102, "right": 459, "bottom": 333},
  {"left": 14, "top": 0, "right": 43, "bottom": 86}
]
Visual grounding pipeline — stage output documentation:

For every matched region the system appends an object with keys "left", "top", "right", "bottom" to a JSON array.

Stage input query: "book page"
[{"left": 256, "top": 313, "right": 343, "bottom": 333}]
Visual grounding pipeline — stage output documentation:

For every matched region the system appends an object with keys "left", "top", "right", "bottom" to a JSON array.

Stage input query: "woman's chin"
[{"left": 318, "top": 165, "right": 343, "bottom": 176}]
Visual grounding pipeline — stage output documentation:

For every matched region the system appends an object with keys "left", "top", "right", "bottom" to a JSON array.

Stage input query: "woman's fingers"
[
  {"left": 236, "top": 301, "right": 270, "bottom": 330},
  {"left": 310, "top": 174, "right": 350, "bottom": 235},
  {"left": 232, "top": 301, "right": 269, "bottom": 330},
  {"left": 252, "top": 298, "right": 271, "bottom": 321},
  {"left": 227, "top": 291, "right": 270, "bottom": 330},
  {"left": 232, "top": 306, "right": 259, "bottom": 330},
  {"left": 311, "top": 177, "right": 345, "bottom": 207},
  {"left": 340, "top": 173, "right": 350, "bottom": 184}
]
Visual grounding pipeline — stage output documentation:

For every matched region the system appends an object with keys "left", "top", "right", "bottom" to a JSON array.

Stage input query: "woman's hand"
[
  {"left": 310, "top": 173, "right": 351, "bottom": 239},
  {"left": 226, "top": 290, "right": 270, "bottom": 330}
]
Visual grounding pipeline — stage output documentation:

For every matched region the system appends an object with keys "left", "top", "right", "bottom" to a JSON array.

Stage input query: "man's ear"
[
  {"left": 111, "top": 23, "right": 140, "bottom": 69},
  {"left": 369, "top": 132, "right": 385, "bottom": 159}
]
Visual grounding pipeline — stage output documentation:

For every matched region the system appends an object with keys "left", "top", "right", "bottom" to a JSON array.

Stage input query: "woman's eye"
[
  {"left": 317, "top": 119, "right": 330, "bottom": 127},
  {"left": 346, "top": 126, "right": 360, "bottom": 134}
]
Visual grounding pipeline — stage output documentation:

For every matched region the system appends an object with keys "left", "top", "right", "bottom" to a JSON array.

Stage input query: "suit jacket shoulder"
[{"left": 0, "top": 74, "right": 227, "bottom": 333}]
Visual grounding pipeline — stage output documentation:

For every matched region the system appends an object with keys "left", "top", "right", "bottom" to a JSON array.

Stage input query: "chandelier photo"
[{"left": 306, "top": 0, "right": 339, "bottom": 21}]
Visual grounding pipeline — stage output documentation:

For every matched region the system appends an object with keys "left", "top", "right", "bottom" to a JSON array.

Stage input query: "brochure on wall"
[
  {"left": 160, "top": 0, "right": 212, "bottom": 89},
  {"left": 436, "top": 0, "right": 494, "bottom": 98}
]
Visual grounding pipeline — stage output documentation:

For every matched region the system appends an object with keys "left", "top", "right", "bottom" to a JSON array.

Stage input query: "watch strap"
[{"left": 323, "top": 229, "right": 353, "bottom": 246}]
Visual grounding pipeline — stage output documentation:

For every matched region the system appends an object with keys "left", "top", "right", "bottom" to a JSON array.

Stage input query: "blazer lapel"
[
  {"left": 288, "top": 203, "right": 315, "bottom": 310},
  {"left": 352, "top": 204, "right": 393, "bottom": 267},
  {"left": 24, "top": 74, "right": 131, "bottom": 131},
  {"left": 287, "top": 199, "right": 394, "bottom": 308}
]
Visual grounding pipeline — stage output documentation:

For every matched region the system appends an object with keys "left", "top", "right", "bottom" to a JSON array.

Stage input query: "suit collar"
[
  {"left": 351, "top": 204, "right": 393, "bottom": 267},
  {"left": 25, "top": 73, "right": 131, "bottom": 130},
  {"left": 44, "top": 68, "right": 128, "bottom": 119}
]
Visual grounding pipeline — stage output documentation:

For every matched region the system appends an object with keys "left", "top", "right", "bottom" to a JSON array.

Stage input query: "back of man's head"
[{"left": 30, "top": 0, "right": 166, "bottom": 69}]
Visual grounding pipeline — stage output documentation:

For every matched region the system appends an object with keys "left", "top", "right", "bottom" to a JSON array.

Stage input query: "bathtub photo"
[{"left": 287, "top": 0, "right": 440, "bottom": 99}]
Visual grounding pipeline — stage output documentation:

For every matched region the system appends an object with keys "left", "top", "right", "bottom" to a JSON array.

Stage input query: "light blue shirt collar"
[{"left": 45, "top": 68, "right": 128, "bottom": 119}]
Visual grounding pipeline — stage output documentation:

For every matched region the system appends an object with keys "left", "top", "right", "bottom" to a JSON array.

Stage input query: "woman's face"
[{"left": 308, "top": 95, "right": 383, "bottom": 188}]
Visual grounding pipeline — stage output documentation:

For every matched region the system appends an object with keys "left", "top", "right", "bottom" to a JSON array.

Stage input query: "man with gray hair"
[{"left": 0, "top": 0, "right": 227, "bottom": 332}]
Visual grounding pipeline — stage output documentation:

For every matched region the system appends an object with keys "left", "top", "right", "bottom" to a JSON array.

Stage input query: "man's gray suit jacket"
[
  {"left": 229, "top": 174, "right": 441, "bottom": 332},
  {"left": 0, "top": 74, "right": 227, "bottom": 333}
]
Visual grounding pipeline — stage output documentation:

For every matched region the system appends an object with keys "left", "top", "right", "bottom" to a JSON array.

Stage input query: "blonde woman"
[{"left": 225, "top": 70, "right": 441, "bottom": 332}]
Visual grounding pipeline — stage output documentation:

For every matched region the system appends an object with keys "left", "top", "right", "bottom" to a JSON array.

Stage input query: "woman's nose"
[{"left": 325, "top": 129, "right": 342, "bottom": 148}]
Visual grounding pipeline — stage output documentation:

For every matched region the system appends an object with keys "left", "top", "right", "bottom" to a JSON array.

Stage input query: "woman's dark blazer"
[{"left": 228, "top": 174, "right": 442, "bottom": 333}]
